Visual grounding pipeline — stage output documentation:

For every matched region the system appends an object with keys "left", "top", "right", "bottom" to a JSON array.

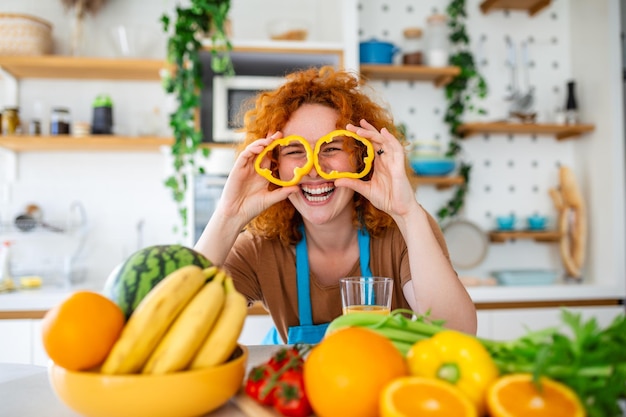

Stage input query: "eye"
[{"left": 280, "top": 144, "right": 307, "bottom": 157}]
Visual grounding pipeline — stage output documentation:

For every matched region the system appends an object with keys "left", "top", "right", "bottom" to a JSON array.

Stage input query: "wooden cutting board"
[{"left": 231, "top": 391, "right": 283, "bottom": 417}]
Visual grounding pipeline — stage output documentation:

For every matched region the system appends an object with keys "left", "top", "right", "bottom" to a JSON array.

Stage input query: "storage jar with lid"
[
  {"left": 1, "top": 107, "right": 21, "bottom": 135},
  {"left": 402, "top": 27, "right": 423, "bottom": 65},
  {"left": 424, "top": 13, "right": 450, "bottom": 67},
  {"left": 50, "top": 107, "right": 71, "bottom": 135}
]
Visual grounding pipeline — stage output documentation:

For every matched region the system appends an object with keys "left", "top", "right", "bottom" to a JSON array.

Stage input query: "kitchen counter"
[
  {"left": 1, "top": 282, "right": 623, "bottom": 319},
  {"left": 0, "top": 345, "right": 282, "bottom": 417}
]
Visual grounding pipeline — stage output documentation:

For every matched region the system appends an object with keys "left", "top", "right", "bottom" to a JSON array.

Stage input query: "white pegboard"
[{"left": 359, "top": 0, "right": 579, "bottom": 277}]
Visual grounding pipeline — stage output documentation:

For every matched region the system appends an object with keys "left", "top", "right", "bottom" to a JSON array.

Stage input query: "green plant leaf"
[{"left": 161, "top": 0, "right": 232, "bottom": 233}]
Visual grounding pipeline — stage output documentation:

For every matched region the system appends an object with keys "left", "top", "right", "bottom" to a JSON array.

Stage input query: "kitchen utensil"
[
  {"left": 14, "top": 212, "right": 64, "bottom": 233},
  {"left": 48, "top": 344, "right": 248, "bottom": 417},
  {"left": 492, "top": 269, "right": 558, "bottom": 286},
  {"left": 517, "top": 41, "right": 534, "bottom": 111},
  {"left": 359, "top": 39, "right": 399, "bottom": 64},
  {"left": 504, "top": 38, "right": 535, "bottom": 120},
  {"left": 442, "top": 218, "right": 489, "bottom": 270}
]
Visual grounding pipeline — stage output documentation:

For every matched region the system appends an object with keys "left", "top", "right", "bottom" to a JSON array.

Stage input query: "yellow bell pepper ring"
[
  {"left": 406, "top": 330, "right": 499, "bottom": 416},
  {"left": 254, "top": 135, "right": 314, "bottom": 187},
  {"left": 313, "top": 130, "right": 374, "bottom": 180}
]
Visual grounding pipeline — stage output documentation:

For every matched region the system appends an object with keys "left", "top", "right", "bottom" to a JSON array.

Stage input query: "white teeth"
[
  {"left": 301, "top": 185, "right": 334, "bottom": 195},
  {"left": 301, "top": 184, "right": 335, "bottom": 202}
]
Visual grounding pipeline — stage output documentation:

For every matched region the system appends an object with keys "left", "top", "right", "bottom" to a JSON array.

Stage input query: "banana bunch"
[{"left": 101, "top": 264, "right": 248, "bottom": 375}]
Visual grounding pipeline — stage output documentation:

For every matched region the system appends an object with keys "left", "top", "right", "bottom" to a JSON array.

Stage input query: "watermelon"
[{"left": 103, "top": 245, "right": 212, "bottom": 319}]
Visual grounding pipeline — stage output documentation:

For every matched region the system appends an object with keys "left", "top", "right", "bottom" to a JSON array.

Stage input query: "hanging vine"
[
  {"left": 160, "top": 0, "right": 233, "bottom": 232},
  {"left": 437, "top": 0, "right": 488, "bottom": 221}
]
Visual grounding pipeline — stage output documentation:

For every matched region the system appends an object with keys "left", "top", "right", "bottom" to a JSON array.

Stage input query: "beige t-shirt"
[{"left": 224, "top": 215, "right": 450, "bottom": 343}]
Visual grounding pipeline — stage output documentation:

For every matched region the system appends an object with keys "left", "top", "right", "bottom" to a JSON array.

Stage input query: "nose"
[{"left": 307, "top": 164, "right": 320, "bottom": 178}]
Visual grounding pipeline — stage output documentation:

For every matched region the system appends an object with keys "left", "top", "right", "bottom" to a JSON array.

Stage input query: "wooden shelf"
[
  {"left": 0, "top": 56, "right": 168, "bottom": 81},
  {"left": 457, "top": 122, "right": 595, "bottom": 140},
  {"left": 489, "top": 230, "right": 561, "bottom": 243},
  {"left": 0, "top": 136, "right": 237, "bottom": 152},
  {"left": 359, "top": 64, "right": 460, "bottom": 87},
  {"left": 479, "top": 0, "right": 552, "bottom": 16},
  {"left": 409, "top": 175, "right": 465, "bottom": 189}
]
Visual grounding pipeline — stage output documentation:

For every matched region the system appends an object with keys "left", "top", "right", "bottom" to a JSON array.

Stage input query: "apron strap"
[
  {"left": 358, "top": 227, "right": 373, "bottom": 277},
  {"left": 296, "top": 225, "right": 372, "bottom": 326},
  {"left": 296, "top": 224, "right": 313, "bottom": 326}
]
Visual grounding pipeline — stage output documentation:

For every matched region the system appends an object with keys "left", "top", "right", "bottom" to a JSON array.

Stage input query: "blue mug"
[
  {"left": 496, "top": 215, "right": 516, "bottom": 231},
  {"left": 527, "top": 215, "right": 547, "bottom": 230}
]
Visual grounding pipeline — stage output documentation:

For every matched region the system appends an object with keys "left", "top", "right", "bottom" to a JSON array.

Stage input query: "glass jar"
[
  {"left": 402, "top": 27, "right": 423, "bottom": 65},
  {"left": 1, "top": 107, "right": 21, "bottom": 135},
  {"left": 424, "top": 13, "right": 450, "bottom": 67},
  {"left": 50, "top": 107, "right": 71, "bottom": 135}
]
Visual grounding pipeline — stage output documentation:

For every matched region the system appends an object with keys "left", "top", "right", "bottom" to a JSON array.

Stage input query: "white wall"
[{"left": 1, "top": 0, "right": 624, "bottom": 294}]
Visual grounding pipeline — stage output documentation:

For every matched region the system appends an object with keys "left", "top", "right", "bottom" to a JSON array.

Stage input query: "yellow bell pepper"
[
  {"left": 313, "top": 130, "right": 374, "bottom": 180},
  {"left": 254, "top": 135, "right": 314, "bottom": 187},
  {"left": 406, "top": 330, "right": 499, "bottom": 416}
]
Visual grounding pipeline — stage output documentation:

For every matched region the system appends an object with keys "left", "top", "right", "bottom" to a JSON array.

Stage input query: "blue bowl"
[{"left": 409, "top": 157, "right": 455, "bottom": 176}]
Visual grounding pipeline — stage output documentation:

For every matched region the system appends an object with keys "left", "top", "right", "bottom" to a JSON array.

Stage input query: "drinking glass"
[{"left": 339, "top": 277, "right": 393, "bottom": 315}]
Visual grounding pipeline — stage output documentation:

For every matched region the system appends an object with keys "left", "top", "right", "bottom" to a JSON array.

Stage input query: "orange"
[
  {"left": 487, "top": 373, "right": 585, "bottom": 417},
  {"left": 41, "top": 290, "right": 125, "bottom": 371},
  {"left": 380, "top": 376, "right": 477, "bottom": 417},
  {"left": 303, "top": 327, "right": 408, "bottom": 417}
]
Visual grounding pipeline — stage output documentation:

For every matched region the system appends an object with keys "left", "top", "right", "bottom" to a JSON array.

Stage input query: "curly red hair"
[{"left": 238, "top": 66, "right": 405, "bottom": 245}]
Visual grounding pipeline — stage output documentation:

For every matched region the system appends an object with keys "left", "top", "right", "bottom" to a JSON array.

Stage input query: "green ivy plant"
[
  {"left": 437, "top": 0, "right": 488, "bottom": 221},
  {"left": 160, "top": 0, "right": 234, "bottom": 232}
]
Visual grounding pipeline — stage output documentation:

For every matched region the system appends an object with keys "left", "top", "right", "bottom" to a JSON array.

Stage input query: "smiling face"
[{"left": 279, "top": 104, "right": 356, "bottom": 225}]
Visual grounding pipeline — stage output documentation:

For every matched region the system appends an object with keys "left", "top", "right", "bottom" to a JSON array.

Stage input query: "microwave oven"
[{"left": 211, "top": 75, "right": 285, "bottom": 142}]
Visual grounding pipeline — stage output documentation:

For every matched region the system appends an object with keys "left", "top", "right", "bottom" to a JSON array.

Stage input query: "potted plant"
[
  {"left": 437, "top": 0, "right": 488, "bottom": 222},
  {"left": 160, "top": 0, "right": 234, "bottom": 233}
]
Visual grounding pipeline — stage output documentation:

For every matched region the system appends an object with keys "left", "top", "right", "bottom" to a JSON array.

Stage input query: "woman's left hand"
[{"left": 335, "top": 120, "right": 417, "bottom": 219}]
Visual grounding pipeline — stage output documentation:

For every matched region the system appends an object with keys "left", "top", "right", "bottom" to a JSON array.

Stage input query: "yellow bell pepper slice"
[
  {"left": 313, "top": 130, "right": 374, "bottom": 180},
  {"left": 406, "top": 330, "right": 499, "bottom": 416},
  {"left": 254, "top": 135, "right": 314, "bottom": 187}
]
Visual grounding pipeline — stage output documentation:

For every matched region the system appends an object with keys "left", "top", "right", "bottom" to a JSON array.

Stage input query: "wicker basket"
[{"left": 0, "top": 13, "right": 53, "bottom": 56}]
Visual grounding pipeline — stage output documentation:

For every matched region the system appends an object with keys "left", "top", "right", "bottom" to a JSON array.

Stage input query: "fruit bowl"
[
  {"left": 409, "top": 156, "right": 456, "bottom": 176},
  {"left": 48, "top": 344, "right": 248, "bottom": 417}
]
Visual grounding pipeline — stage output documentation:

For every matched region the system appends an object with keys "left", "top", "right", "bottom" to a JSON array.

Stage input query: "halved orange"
[
  {"left": 487, "top": 373, "right": 585, "bottom": 417},
  {"left": 380, "top": 376, "right": 477, "bottom": 417}
]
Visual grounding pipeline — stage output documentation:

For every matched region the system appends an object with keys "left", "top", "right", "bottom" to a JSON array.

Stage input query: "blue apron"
[{"left": 262, "top": 226, "right": 372, "bottom": 345}]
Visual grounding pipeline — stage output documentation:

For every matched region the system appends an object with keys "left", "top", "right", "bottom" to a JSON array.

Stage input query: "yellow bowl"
[{"left": 48, "top": 345, "right": 248, "bottom": 417}]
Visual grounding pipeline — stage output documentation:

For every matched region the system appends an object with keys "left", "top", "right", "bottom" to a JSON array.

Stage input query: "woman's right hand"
[{"left": 216, "top": 132, "right": 299, "bottom": 224}]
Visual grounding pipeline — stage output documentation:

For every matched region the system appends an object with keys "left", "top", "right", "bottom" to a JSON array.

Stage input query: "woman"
[{"left": 195, "top": 66, "right": 476, "bottom": 344}]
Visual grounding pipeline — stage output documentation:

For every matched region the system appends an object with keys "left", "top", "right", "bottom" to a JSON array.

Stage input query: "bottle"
[
  {"left": 50, "top": 107, "right": 71, "bottom": 135},
  {"left": 564, "top": 80, "right": 579, "bottom": 125},
  {"left": 0, "top": 241, "right": 15, "bottom": 290},
  {"left": 91, "top": 94, "right": 114, "bottom": 135},
  {"left": 424, "top": 13, "right": 449, "bottom": 67},
  {"left": 402, "top": 27, "right": 423, "bottom": 65},
  {"left": 1, "top": 107, "right": 21, "bottom": 135}
]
